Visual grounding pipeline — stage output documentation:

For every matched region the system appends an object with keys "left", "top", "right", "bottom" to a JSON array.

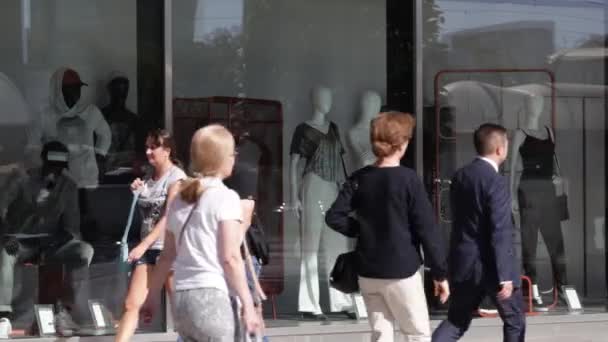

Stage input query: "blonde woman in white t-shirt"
[{"left": 146, "top": 124, "right": 261, "bottom": 342}]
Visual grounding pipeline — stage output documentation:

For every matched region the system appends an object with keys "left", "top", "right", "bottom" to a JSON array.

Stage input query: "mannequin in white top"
[
  {"left": 347, "top": 91, "right": 381, "bottom": 171},
  {"left": 289, "top": 86, "right": 353, "bottom": 319},
  {"left": 509, "top": 91, "right": 568, "bottom": 309}
]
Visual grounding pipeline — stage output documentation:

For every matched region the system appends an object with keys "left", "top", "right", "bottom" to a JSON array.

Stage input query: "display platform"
[{"left": 7, "top": 306, "right": 608, "bottom": 342}]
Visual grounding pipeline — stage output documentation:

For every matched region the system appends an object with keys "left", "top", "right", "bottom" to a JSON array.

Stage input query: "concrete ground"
[{"left": 8, "top": 311, "right": 608, "bottom": 341}]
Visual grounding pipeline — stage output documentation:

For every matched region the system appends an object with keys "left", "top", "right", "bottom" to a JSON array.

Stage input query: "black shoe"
[
  {"left": 301, "top": 312, "right": 328, "bottom": 321},
  {"left": 557, "top": 289, "right": 570, "bottom": 307},
  {"left": 54, "top": 303, "right": 80, "bottom": 337},
  {"left": 341, "top": 311, "right": 357, "bottom": 320},
  {"left": 27, "top": 320, "right": 39, "bottom": 336}
]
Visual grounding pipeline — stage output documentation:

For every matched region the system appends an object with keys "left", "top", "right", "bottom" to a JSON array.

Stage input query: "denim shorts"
[{"left": 133, "top": 249, "right": 161, "bottom": 266}]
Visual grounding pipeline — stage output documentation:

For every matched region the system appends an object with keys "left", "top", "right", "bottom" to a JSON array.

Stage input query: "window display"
[
  {"left": 0, "top": 141, "right": 93, "bottom": 336},
  {"left": 424, "top": 0, "right": 606, "bottom": 313},
  {"left": 0, "top": 0, "right": 605, "bottom": 339},
  {"left": 0, "top": 0, "right": 164, "bottom": 337},
  {"left": 27, "top": 68, "right": 112, "bottom": 188}
]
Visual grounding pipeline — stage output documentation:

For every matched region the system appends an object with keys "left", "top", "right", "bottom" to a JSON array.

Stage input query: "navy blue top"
[
  {"left": 325, "top": 165, "right": 447, "bottom": 280},
  {"left": 449, "top": 158, "right": 519, "bottom": 286}
]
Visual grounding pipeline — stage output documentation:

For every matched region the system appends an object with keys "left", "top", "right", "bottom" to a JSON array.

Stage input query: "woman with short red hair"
[{"left": 326, "top": 112, "right": 450, "bottom": 342}]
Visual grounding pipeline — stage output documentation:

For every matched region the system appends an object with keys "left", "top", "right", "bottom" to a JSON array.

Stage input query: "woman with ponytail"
[
  {"left": 115, "top": 129, "right": 186, "bottom": 342},
  {"left": 146, "top": 124, "right": 261, "bottom": 341}
]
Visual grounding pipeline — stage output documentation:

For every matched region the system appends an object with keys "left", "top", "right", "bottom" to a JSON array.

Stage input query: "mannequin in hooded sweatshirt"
[{"left": 28, "top": 68, "right": 112, "bottom": 188}]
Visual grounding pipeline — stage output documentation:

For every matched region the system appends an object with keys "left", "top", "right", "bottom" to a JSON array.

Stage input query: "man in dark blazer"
[{"left": 432, "top": 123, "right": 525, "bottom": 342}]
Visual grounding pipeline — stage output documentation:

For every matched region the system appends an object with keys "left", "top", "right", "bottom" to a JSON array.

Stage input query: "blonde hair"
[
  {"left": 180, "top": 124, "right": 235, "bottom": 203},
  {"left": 370, "top": 112, "right": 415, "bottom": 158}
]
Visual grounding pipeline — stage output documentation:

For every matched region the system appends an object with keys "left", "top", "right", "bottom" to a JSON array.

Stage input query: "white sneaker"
[
  {"left": 478, "top": 308, "right": 498, "bottom": 316},
  {"left": 532, "top": 284, "right": 549, "bottom": 312},
  {"left": 0, "top": 318, "right": 12, "bottom": 339}
]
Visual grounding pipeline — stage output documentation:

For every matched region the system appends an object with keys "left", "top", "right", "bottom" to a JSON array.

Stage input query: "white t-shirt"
[{"left": 168, "top": 177, "right": 242, "bottom": 293}]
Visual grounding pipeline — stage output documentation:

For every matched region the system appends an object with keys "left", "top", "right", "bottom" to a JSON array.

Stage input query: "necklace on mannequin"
[{"left": 306, "top": 112, "right": 330, "bottom": 134}]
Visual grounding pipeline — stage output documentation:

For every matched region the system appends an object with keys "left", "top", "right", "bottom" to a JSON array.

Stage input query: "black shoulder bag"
[
  {"left": 329, "top": 177, "right": 360, "bottom": 294},
  {"left": 245, "top": 213, "right": 270, "bottom": 265}
]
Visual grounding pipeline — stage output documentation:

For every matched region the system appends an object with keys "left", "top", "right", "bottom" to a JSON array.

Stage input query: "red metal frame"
[
  {"left": 432, "top": 68, "right": 556, "bottom": 220},
  {"left": 434, "top": 69, "right": 556, "bottom": 318}
]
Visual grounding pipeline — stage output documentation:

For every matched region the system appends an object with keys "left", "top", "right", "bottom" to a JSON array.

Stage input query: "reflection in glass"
[{"left": 423, "top": 0, "right": 607, "bottom": 308}]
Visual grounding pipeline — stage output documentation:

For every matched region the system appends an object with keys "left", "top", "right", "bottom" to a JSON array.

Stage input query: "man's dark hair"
[{"left": 473, "top": 123, "right": 507, "bottom": 156}]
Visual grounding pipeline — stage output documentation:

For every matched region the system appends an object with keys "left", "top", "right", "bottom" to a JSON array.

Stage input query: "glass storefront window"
[
  {"left": 174, "top": 0, "right": 607, "bottom": 319},
  {"left": 0, "top": 0, "right": 165, "bottom": 337},
  {"left": 172, "top": 0, "right": 607, "bottom": 320},
  {"left": 423, "top": 0, "right": 607, "bottom": 310},
  {"left": 172, "top": 0, "right": 390, "bottom": 319},
  {"left": 1, "top": 0, "right": 606, "bottom": 339}
]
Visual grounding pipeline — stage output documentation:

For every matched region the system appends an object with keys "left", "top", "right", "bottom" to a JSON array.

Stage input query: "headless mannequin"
[
  {"left": 509, "top": 93, "right": 568, "bottom": 307},
  {"left": 290, "top": 86, "right": 332, "bottom": 214},
  {"left": 290, "top": 86, "right": 353, "bottom": 318},
  {"left": 347, "top": 91, "right": 381, "bottom": 171},
  {"left": 102, "top": 76, "right": 138, "bottom": 173}
]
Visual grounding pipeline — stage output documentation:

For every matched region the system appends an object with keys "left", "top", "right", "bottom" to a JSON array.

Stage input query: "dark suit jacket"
[{"left": 449, "top": 158, "right": 520, "bottom": 287}]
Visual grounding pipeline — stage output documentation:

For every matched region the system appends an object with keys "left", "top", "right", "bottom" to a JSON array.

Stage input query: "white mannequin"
[
  {"left": 290, "top": 85, "right": 354, "bottom": 317},
  {"left": 290, "top": 86, "right": 332, "bottom": 214},
  {"left": 347, "top": 91, "right": 381, "bottom": 171}
]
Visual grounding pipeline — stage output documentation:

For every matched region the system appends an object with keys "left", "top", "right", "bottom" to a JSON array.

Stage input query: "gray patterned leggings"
[{"left": 174, "top": 288, "right": 235, "bottom": 342}]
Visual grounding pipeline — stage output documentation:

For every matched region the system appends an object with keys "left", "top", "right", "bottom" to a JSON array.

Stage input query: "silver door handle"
[{"left": 433, "top": 179, "right": 452, "bottom": 185}]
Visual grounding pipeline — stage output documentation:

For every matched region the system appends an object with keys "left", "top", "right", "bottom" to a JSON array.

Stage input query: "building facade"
[{"left": 0, "top": 0, "right": 606, "bottom": 339}]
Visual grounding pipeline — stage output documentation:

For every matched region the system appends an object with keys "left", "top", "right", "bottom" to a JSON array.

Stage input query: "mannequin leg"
[
  {"left": 318, "top": 179, "right": 354, "bottom": 313},
  {"left": 0, "top": 245, "right": 38, "bottom": 314},
  {"left": 0, "top": 249, "right": 17, "bottom": 313},
  {"left": 298, "top": 173, "right": 324, "bottom": 315},
  {"left": 539, "top": 211, "right": 568, "bottom": 286},
  {"left": 519, "top": 201, "right": 540, "bottom": 284},
  {"left": 520, "top": 213, "right": 540, "bottom": 283}
]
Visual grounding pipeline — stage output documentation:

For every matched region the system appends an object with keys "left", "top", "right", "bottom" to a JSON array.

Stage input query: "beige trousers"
[{"left": 359, "top": 272, "right": 430, "bottom": 342}]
